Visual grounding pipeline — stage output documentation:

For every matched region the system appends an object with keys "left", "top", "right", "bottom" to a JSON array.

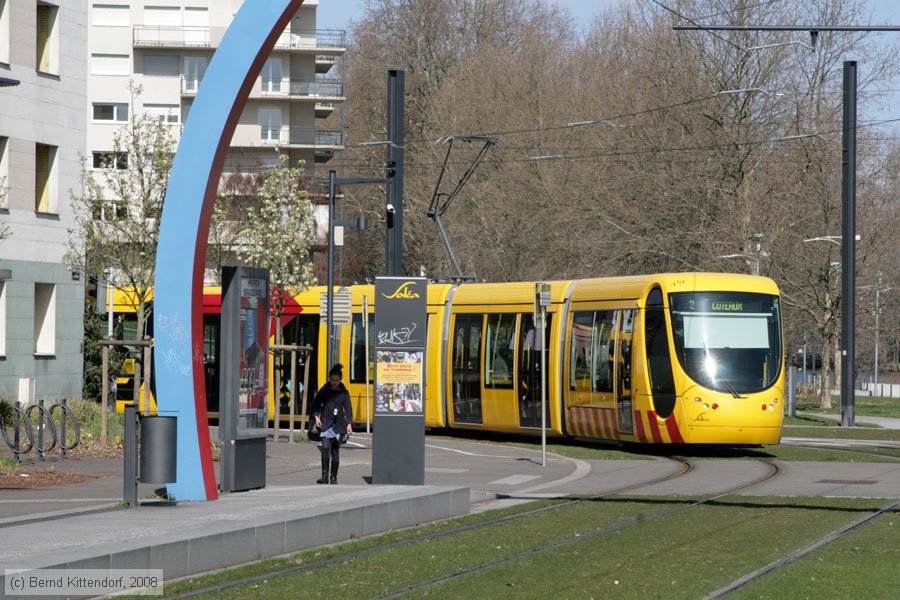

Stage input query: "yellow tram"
[{"left": 114, "top": 273, "right": 784, "bottom": 445}]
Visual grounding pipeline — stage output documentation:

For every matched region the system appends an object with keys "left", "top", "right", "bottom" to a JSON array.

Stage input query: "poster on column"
[
  {"left": 374, "top": 277, "right": 427, "bottom": 415},
  {"left": 375, "top": 350, "right": 424, "bottom": 413}
]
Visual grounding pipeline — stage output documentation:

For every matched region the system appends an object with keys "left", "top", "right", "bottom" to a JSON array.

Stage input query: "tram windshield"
[{"left": 669, "top": 292, "right": 781, "bottom": 394}]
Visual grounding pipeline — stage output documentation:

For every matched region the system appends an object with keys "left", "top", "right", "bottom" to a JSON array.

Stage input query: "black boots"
[
  {"left": 330, "top": 462, "right": 339, "bottom": 485},
  {"left": 317, "top": 458, "right": 329, "bottom": 484}
]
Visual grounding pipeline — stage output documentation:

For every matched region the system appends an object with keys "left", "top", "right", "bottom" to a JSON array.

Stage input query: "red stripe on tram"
[
  {"left": 634, "top": 411, "right": 648, "bottom": 443},
  {"left": 665, "top": 415, "right": 685, "bottom": 443},
  {"left": 647, "top": 411, "right": 664, "bottom": 443}
]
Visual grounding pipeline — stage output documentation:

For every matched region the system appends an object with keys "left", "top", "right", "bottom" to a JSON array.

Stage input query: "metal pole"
[
  {"left": 386, "top": 69, "right": 405, "bottom": 276},
  {"left": 841, "top": 61, "right": 857, "bottom": 428},
  {"left": 874, "top": 286, "right": 880, "bottom": 387},
  {"left": 540, "top": 304, "right": 547, "bottom": 467},
  {"left": 300, "top": 350, "right": 311, "bottom": 434},
  {"left": 123, "top": 404, "right": 138, "bottom": 508},
  {"left": 327, "top": 170, "right": 336, "bottom": 371},
  {"left": 363, "top": 294, "right": 371, "bottom": 434},
  {"left": 107, "top": 279, "right": 114, "bottom": 338},
  {"left": 142, "top": 339, "right": 152, "bottom": 416},
  {"left": 101, "top": 344, "right": 109, "bottom": 444},
  {"left": 289, "top": 348, "right": 297, "bottom": 443}
]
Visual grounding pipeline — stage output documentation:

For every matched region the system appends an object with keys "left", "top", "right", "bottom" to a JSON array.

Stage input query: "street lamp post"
[
  {"left": 803, "top": 233, "right": 862, "bottom": 427},
  {"left": 326, "top": 171, "right": 370, "bottom": 371}
]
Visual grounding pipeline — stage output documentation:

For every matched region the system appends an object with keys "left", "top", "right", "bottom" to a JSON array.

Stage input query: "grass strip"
[
  {"left": 167, "top": 497, "right": 684, "bottom": 599},
  {"left": 730, "top": 504, "right": 900, "bottom": 600},
  {"left": 419, "top": 497, "right": 887, "bottom": 600},
  {"left": 796, "top": 397, "right": 900, "bottom": 419},
  {"left": 782, "top": 426, "right": 898, "bottom": 441},
  {"left": 131, "top": 498, "right": 566, "bottom": 599}
]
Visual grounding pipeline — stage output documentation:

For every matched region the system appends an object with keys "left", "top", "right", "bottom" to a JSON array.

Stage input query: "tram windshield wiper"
[{"left": 724, "top": 382, "right": 744, "bottom": 399}]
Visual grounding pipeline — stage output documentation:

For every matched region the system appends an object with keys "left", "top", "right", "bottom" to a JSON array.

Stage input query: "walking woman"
[{"left": 311, "top": 363, "right": 353, "bottom": 484}]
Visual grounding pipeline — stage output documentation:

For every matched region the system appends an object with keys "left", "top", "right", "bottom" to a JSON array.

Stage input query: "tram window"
[
  {"left": 485, "top": 313, "right": 516, "bottom": 389},
  {"left": 645, "top": 289, "right": 676, "bottom": 397},
  {"left": 570, "top": 311, "right": 593, "bottom": 391},
  {"left": 570, "top": 310, "right": 616, "bottom": 393},
  {"left": 593, "top": 311, "right": 616, "bottom": 393},
  {"left": 349, "top": 312, "right": 374, "bottom": 384}
]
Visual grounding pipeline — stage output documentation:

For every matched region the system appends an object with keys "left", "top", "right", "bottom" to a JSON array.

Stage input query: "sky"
[{"left": 316, "top": 0, "right": 900, "bottom": 125}]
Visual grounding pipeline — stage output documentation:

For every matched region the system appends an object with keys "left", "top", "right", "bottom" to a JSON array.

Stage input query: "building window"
[
  {"left": 35, "top": 143, "right": 58, "bottom": 213},
  {"left": 91, "top": 199, "right": 127, "bottom": 221},
  {"left": 144, "top": 5, "right": 179, "bottom": 26},
  {"left": 34, "top": 283, "right": 56, "bottom": 355},
  {"left": 259, "top": 107, "right": 281, "bottom": 142},
  {"left": 93, "top": 103, "right": 129, "bottom": 122},
  {"left": 0, "top": 136, "right": 8, "bottom": 209},
  {"left": 91, "top": 53, "right": 130, "bottom": 75},
  {"left": 92, "top": 3, "right": 129, "bottom": 27},
  {"left": 36, "top": 2, "right": 59, "bottom": 74},
  {"left": 183, "top": 56, "right": 207, "bottom": 90},
  {"left": 144, "top": 54, "right": 179, "bottom": 77},
  {"left": 143, "top": 103, "right": 179, "bottom": 123},
  {"left": 0, "top": 0, "right": 10, "bottom": 64},
  {"left": 0, "top": 281, "right": 6, "bottom": 356},
  {"left": 92, "top": 151, "right": 128, "bottom": 170},
  {"left": 262, "top": 58, "right": 282, "bottom": 93}
]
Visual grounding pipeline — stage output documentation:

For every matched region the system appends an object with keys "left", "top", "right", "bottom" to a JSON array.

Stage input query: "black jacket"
[{"left": 311, "top": 382, "right": 353, "bottom": 433}]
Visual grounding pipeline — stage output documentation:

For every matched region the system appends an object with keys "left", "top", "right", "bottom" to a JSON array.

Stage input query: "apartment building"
[
  {"left": 0, "top": 1, "right": 88, "bottom": 402},
  {"left": 88, "top": 0, "right": 345, "bottom": 182}
]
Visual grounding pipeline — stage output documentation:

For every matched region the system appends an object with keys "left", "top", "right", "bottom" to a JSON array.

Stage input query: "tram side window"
[
  {"left": 570, "top": 311, "right": 593, "bottom": 391},
  {"left": 645, "top": 290, "right": 676, "bottom": 397},
  {"left": 350, "top": 313, "right": 375, "bottom": 384},
  {"left": 570, "top": 310, "right": 616, "bottom": 393},
  {"left": 485, "top": 313, "right": 516, "bottom": 388}
]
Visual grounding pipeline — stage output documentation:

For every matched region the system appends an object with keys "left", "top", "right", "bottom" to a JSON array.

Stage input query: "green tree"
[
  {"left": 67, "top": 81, "right": 176, "bottom": 402},
  {"left": 81, "top": 301, "right": 127, "bottom": 401},
  {"left": 235, "top": 154, "right": 317, "bottom": 343}
]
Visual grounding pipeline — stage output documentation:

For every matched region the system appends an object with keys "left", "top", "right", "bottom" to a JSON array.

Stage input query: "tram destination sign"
[{"left": 672, "top": 293, "right": 774, "bottom": 314}]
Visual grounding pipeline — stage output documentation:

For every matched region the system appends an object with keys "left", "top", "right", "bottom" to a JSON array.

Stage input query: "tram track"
[
  {"left": 702, "top": 498, "right": 900, "bottom": 599},
  {"left": 371, "top": 458, "right": 781, "bottom": 599},
  {"left": 166, "top": 454, "right": 694, "bottom": 599}
]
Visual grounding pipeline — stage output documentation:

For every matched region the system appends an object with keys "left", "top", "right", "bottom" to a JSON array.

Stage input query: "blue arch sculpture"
[{"left": 154, "top": 0, "right": 303, "bottom": 501}]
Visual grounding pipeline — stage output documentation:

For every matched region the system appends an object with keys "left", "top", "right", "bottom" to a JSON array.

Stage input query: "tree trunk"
[{"left": 818, "top": 334, "right": 834, "bottom": 410}]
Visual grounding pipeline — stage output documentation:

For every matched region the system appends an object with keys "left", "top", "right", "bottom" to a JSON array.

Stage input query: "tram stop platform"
[{"left": 0, "top": 484, "right": 469, "bottom": 599}]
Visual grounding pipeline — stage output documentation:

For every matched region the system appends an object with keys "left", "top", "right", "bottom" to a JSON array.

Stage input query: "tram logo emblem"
[
  {"left": 693, "top": 413, "right": 710, "bottom": 422},
  {"left": 382, "top": 281, "right": 421, "bottom": 300}
]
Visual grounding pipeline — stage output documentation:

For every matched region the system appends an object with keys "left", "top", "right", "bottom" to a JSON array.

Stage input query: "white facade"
[
  {"left": 0, "top": 0, "right": 88, "bottom": 401},
  {"left": 87, "top": 0, "right": 345, "bottom": 177}
]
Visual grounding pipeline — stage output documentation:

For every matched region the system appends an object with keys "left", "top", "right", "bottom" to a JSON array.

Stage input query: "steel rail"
[
  {"left": 372, "top": 459, "right": 781, "bottom": 600},
  {"left": 167, "top": 455, "right": 694, "bottom": 599},
  {"left": 702, "top": 498, "right": 900, "bottom": 599}
]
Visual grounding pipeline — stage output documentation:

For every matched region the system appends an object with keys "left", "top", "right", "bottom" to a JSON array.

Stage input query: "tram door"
[
  {"left": 518, "top": 313, "right": 552, "bottom": 428},
  {"left": 616, "top": 309, "right": 635, "bottom": 435},
  {"left": 452, "top": 314, "right": 483, "bottom": 424}
]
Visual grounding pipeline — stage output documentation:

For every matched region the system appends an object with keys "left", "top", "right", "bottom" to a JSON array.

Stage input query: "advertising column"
[
  {"left": 372, "top": 277, "right": 426, "bottom": 484},
  {"left": 220, "top": 266, "right": 270, "bottom": 492}
]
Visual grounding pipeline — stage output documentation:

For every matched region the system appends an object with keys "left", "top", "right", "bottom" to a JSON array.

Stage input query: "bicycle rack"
[{"left": 2, "top": 399, "right": 81, "bottom": 464}]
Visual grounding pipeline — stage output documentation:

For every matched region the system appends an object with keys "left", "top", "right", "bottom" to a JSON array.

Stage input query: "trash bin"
[{"left": 139, "top": 415, "right": 177, "bottom": 483}]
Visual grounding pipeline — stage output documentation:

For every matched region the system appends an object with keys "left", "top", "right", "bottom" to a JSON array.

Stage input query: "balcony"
[
  {"left": 259, "top": 78, "right": 344, "bottom": 99},
  {"left": 181, "top": 77, "right": 344, "bottom": 101},
  {"left": 316, "top": 55, "right": 337, "bottom": 74},
  {"left": 133, "top": 27, "right": 346, "bottom": 52},
  {"left": 315, "top": 102, "right": 336, "bottom": 118},
  {"left": 133, "top": 25, "right": 212, "bottom": 48},
  {"left": 241, "top": 126, "right": 344, "bottom": 150},
  {"left": 273, "top": 29, "right": 347, "bottom": 52}
]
